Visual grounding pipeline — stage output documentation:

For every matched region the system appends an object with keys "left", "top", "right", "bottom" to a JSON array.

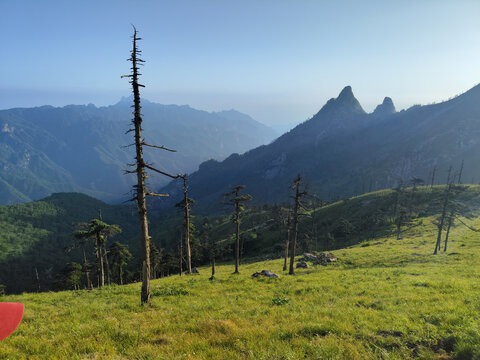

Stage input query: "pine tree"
[
  {"left": 74, "top": 219, "right": 121, "bottom": 288},
  {"left": 108, "top": 242, "right": 132, "bottom": 285}
]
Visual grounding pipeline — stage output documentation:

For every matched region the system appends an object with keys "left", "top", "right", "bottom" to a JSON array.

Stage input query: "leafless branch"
[
  {"left": 146, "top": 192, "right": 169, "bottom": 197},
  {"left": 143, "top": 163, "right": 181, "bottom": 179},
  {"left": 142, "top": 142, "right": 176, "bottom": 152}
]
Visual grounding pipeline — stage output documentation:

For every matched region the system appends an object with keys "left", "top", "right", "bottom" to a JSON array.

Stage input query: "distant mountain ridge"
[
  {"left": 0, "top": 99, "right": 277, "bottom": 205},
  {"left": 160, "top": 84, "right": 480, "bottom": 213}
]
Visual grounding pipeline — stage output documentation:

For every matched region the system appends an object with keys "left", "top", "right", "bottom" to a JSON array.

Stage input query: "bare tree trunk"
[
  {"left": 119, "top": 266, "right": 123, "bottom": 285},
  {"left": 444, "top": 211, "right": 454, "bottom": 252},
  {"left": 431, "top": 166, "right": 436, "bottom": 188},
  {"left": 396, "top": 215, "right": 402, "bottom": 240},
  {"left": 179, "top": 229, "right": 183, "bottom": 276},
  {"left": 446, "top": 166, "right": 452, "bottom": 186},
  {"left": 128, "top": 28, "right": 151, "bottom": 304},
  {"left": 95, "top": 235, "right": 105, "bottom": 287},
  {"left": 210, "top": 258, "right": 215, "bottom": 280},
  {"left": 183, "top": 176, "right": 192, "bottom": 274},
  {"left": 458, "top": 159, "right": 464, "bottom": 184},
  {"left": 98, "top": 208, "right": 110, "bottom": 285},
  {"left": 283, "top": 213, "right": 290, "bottom": 271},
  {"left": 82, "top": 246, "right": 92, "bottom": 290},
  {"left": 34, "top": 267, "right": 41, "bottom": 292},
  {"left": 434, "top": 182, "right": 452, "bottom": 254},
  {"left": 235, "top": 204, "right": 240, "bottom": 274},
  {"left": 103, "top": 244, "right": 110, "bottom": 285},
  {"left": 225, "top": 185, "right": 250, "bottom": 274},
  {"left": 289, "top": 175, "right": 304, "bottom": 275}
]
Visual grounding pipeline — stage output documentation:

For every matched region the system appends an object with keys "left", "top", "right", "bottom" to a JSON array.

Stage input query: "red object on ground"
[{"left": 0, "top": 303, "right": 24, "bottom": 340}]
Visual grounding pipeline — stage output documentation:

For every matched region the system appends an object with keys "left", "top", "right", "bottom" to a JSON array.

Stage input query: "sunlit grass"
[{"left": 2, "top": 215, "right": 480, "bottom": 359}]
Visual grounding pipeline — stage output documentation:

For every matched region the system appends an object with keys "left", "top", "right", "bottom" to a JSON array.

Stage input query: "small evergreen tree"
[
  {"left": 57, "top": 263, "right": 82, "bottom": 290},
  {"left": 108, "top": 242, "right": 132, "bottom": 285},
  {"left": 74, "top": 219, "right": 121, "bottom": 288}
]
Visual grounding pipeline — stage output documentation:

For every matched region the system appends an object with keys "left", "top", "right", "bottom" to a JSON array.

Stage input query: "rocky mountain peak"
[
  {"left": 320, "top": 86, "right": 366, "bottom": 115},
  {"left": 373, "top": 97, "right": 396, "bottom": 117}
]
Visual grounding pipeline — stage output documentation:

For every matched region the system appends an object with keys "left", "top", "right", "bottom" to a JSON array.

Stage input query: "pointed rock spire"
[
  {"left": 321, "top": 86, "right": 365, "bottom": 114},
  {"left": 373, "top": 97, "right": 396, "bottom": 117},
  {"left": 337, "top": 86, "right": 354, "bottom": 101}
]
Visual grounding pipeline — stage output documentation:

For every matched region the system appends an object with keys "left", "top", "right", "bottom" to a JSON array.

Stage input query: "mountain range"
[
  {"left": 0, "top": 99, "right": 277, "bottom": 205},
  {"left": 160, "top": 84, "right": 480, "bottom": 212}
]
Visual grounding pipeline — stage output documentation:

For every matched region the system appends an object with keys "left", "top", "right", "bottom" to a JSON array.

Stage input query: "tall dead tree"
[
  {"left": 443, "top": 209, "right": 454, "bottom": 252},
  {"left": 225, "top": 185, "right": 252, "bottom": 274},
  {"left": 457, "top": 159, "right": 464, "bottom": 184},
  {"left": 446, "top": 166, "right": 453, "bottom": 185},
  {"left": 34, "top": 267, "right": 41, "bottom": 292},
  {"left": 433, "top": 181, "right": 453, "bottom": 254},
  {"left": 283, "top": 210, "right": 291, "bottom": 271},
  {"left": 175, "top": 174, "right": 194, "bottom": 274},
  {"left": 123, "top": 27, "right": 177, "bottom": 304},
  {"left": 98, "top": 209, "right": 111, "bottom": 285},
  {"left": 179, "top": 229, "right": 183, "bottom": 276},
  {"left": 289, "top": 174, "right": 307, "bottom": 275}
]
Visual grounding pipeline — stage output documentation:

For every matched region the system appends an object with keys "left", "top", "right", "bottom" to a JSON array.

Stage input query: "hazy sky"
[{"left": 1, "top": 0, "right": 480, "bottom": 132}]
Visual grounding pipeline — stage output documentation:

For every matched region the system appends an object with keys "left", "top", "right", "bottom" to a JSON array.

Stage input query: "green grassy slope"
[
  {"left": 2, "top": 185, "right": 480, "bottom": 294},
  {"left": 2, "top": 207, "right": 480, "bottom": 359}
]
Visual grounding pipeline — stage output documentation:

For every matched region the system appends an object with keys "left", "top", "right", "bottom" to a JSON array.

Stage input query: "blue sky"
[{"left": 1, "top": 0, "right": 479, "bottom": 131}]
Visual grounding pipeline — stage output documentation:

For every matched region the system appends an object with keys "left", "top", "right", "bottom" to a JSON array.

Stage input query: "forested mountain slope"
[{"left": 161, "top": 84, "right": 480, "bottom": 212}]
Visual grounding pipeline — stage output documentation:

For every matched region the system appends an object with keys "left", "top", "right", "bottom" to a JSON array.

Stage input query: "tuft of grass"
[
  {"left": 152, "top": 284, "right": 190, "bottom": 296},
  {"left": 272, "top": 295, "right": 290, "bottom": 306}
]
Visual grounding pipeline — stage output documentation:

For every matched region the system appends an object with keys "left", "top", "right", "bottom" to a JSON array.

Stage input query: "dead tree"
[
  {"left": 98, "top": 209, "right": 111, "bottom": 285},
  {"left": 179, "top": 229, "right": 183, "bottom": 276},
  {"left": 443, "top": 209, "right": 454, "bottom": 252},
  {"left": 81, "top": 245, "right": 93, "bottom": 290},
  {"left": 289, "top": 174, "right": 307, "bottom": 275},
  {"left": 225, "top": 185, "right": 252, "bottom": 274},
  {"left": 446, "top": 166, "right": 453, "bottom": 185},
  {"left": 442, "top": 185, "right": 469, "bottom": 252},
  {"left": 122, "top": 27, "right": 177, "bottom": 304},
  {"left": 457, "top": 159, "right": 464, "bottom": 184},
  {"left": 175, "top": 175, "right": 194, "bottom": 274},
  {"left": 34, "top": 267, "right": 41, "bottom": 292},
  {"left": 283, "top": 210, "right": 291, "bottom": 271},
  {"left": 392, "top": 181, "right": 404, "bottom": 220},
  {"left": 433, "top": 182, "right": 453, "bottom": 254}
]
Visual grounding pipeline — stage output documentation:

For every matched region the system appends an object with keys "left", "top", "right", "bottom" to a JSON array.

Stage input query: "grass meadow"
[{"left": 2, "top": 215, "right": 480, "bottom": 359}]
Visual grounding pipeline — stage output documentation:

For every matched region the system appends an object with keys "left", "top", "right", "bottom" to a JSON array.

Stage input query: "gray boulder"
[
  {"left": 302, "top": 252, "right": 337, "bottom": 265},
  {"left": 252, "top": 270, "right": 279, "bottom": 279},
  {"left": 296, "top": 261, "right": 309, "bottom": 269}
]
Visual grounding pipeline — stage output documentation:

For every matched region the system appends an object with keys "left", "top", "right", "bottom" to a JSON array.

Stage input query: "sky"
[{"left": 1, "top": 0, "right": 480, "bottom": 132}]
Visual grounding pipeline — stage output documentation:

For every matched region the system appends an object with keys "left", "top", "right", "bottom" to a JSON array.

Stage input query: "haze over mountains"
[
  {"left": 161, "top": 84, "right": 480, "bottom": 212},
  {"left": 0, "top": 99, "right": 277, "bottom": 205},
  {"left": 2, "top": 83, "right": 480, "bottom": 210}
]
